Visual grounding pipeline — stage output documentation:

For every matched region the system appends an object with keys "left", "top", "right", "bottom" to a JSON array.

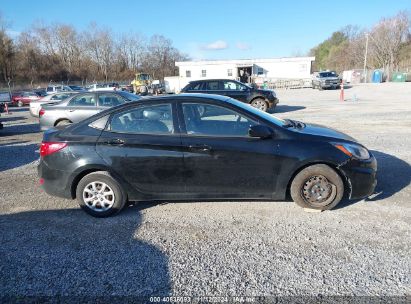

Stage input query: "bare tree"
[
  {"left": 84, "top": 23, "right": 114, "bottom": 82},
  {"left": 368, "top": 11, "right": 410, "bottom": 80}
]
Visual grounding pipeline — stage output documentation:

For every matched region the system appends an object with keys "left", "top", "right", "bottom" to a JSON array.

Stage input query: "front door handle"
[
  {"left": 106, "top": 139, "right": 125, "bottom": 146},
  {"left": 188, "top": 144, "right": 211, "bottom": 152}
]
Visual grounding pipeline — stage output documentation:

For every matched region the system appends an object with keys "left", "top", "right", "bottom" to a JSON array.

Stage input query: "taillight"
[
  {"left": 39, "top": 108, "right": 45, "bottom": 116},
  {"left": 40, "top": 142, "right": 67, "bottom": 157}
]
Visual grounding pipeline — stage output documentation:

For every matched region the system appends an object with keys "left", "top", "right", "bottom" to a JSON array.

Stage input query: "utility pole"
[{"left": 363, "top": 33, "right": 369, "bottom": 83}]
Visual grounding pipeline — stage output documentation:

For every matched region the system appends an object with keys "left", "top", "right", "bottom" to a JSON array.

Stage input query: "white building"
[{"left": 165, "top": 56, "right": 315, "bottom": 93}]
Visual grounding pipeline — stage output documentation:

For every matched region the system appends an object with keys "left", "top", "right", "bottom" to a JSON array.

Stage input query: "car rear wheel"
[
  {"left": 251, "top": 98, "right": 268, "bottom": 112},
  {"left": 290, "top": 164, "right": 344, "bottom": 210},
  {"left": 56, "top": 119, "right": 72, "bottom": 126},
  {"left": 76, "top": 171, "right": 126, "bottom": 217}
]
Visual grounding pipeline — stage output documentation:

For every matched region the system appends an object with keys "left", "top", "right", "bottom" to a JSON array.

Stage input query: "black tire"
[
  {"left": 250, "top": 98, "right": 268, "bottom": 112},
  {"left": 76, "top": 171, "right": 126, "bottom": 217},
  {"left": 56, "top": 119, "right": 72, "bottom": 126},
  {"left": 311, "top": 81, "right": 316, "bottom": 89},
  {"left": 290, "top": 164, "right": 344, "bottom": 210}
]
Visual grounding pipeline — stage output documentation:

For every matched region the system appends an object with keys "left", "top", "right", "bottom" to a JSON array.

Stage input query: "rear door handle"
[
  {"left": 188, "top": 144, "right": 211, "bottom": 152},
  {"left": 106, "top": 139, "right": 125, "bottom": 146},
  {"left": 69, "top": 109, "right": 76, "bottom": 112}
]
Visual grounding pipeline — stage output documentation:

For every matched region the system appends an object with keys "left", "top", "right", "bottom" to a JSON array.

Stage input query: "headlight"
[{"left": 333, "top": 143, "right": 370, "bottom": 160}]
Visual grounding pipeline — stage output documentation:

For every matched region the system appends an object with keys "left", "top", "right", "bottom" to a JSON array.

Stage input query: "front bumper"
[
  {"left": 268, "top": 97, "right": 279, "bottom": 108},
  {"left": 321, "top": 82, "right": 340, "bottom": 89},
  {"left": 339, "top": 155, "right": 377, "bottom": 199}
]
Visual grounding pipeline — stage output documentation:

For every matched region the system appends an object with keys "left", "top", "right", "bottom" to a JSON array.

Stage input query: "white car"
[
  {"left": 87, "top": 83, "right": 119, "bottom": 92},
  {"left": 29, "top": 92, "right": 78, "bottom": 117}
]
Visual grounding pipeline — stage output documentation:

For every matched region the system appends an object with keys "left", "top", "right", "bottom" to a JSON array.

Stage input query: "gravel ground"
[{"left": 0, "top": 83, "right": 410, "bottom": 300}]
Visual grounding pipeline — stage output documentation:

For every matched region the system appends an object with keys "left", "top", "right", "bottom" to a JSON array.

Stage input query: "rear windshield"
[{"left": 117, "top": 91, "right": 141, "bottom": 101}]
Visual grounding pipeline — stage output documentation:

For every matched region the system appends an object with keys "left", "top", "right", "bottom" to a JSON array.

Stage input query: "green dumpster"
[{"left": 392, "top": 72, "right": 407, "bottom": 82}]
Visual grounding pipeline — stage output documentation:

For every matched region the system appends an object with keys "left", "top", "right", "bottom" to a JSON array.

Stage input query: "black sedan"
[
  {"left": 181, "top": 79, "right": 278, "bottom": 112},
  {"left": 38, "top": 94, "right": 377, "bottom": 217}
]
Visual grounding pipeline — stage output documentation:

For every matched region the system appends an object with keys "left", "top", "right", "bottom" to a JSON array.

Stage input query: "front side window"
[
  {"left": 69, "top": 94, "right": 96, "bottom": 107},
  {"left": 257, "top": 67, "right": 264, "bottom": 75},
  {"left": 109, "top": 104, "right": 174, "bottom": 135},
  {"left": 201, "top": 70, "right": 206, "bottom": 77},
  {"left": 98, "top": 94, "right": 125, "bottom": 107},
  {"left": 222, "top": 81, "right": 245, "bottom": 90},
  {"left": 182, "top": 103, "right": 257, "bottom": 137}
]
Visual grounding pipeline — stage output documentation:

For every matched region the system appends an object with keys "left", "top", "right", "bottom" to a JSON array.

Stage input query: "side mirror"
[{"left": 249, "top": 125, "right": 274, "bottom": 139}]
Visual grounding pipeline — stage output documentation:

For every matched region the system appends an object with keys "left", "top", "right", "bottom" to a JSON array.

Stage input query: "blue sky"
[{"left": 2, "top": 0, "right": 410, "bottom": 60}]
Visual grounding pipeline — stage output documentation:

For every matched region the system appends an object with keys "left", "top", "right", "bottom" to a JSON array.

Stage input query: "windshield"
[
  {"left": 319, "top": 72, "right": 337, "bottom": 78},
  {"left": 117, "top": 91, "right": 141, "bottom": 101},
  {"left": 225, "top": 97, "right": 285, "bottom": 126}
]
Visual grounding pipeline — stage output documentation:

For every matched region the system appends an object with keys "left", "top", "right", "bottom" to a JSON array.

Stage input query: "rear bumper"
[
  {"left": 38, "top": 159, "right": 73, "bottom": 199},
  {"left": 339, "top": 155, "right": 377, "bottom": 199}
]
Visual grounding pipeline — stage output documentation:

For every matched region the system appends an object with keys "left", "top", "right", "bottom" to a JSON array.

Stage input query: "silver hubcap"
[
  {"left": 83, "top": 181, "right": 115, "bottom": 212},
  {"left": 301, "top": 175, "right": 336, "bottom": 206},
  {"left": 251, "top": 100, "right": 267, "bottom": 111}
]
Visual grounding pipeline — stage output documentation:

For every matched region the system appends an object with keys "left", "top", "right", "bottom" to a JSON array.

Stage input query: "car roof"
[
  {"left": 142, "top": 93, "right": 230, "bottom": 102},
  {"left": 189, "top": 79, "right": 239, "bottom": 83}
]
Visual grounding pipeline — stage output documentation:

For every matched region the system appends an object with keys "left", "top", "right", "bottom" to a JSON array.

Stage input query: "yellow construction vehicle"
[{"left": 131, "top": 73, "right": 152, "bottom": 95}]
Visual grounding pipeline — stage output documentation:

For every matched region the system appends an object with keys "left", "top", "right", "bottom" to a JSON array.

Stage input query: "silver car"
[
  {"left": 30, "top": 92, "right": 78, "bottom": 117},
  {"left": 39, "top": 91, "right": 141, "bottom": 130}
]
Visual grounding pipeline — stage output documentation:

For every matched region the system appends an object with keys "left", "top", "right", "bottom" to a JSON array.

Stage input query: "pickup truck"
[{"left": 312, "top": 71, "right": 341, "bottom": 90}]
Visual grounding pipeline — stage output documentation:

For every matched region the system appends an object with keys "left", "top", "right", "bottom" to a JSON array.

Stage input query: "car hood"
[{"left": 292, "top": 122, "right": 356, "bottom": 142}]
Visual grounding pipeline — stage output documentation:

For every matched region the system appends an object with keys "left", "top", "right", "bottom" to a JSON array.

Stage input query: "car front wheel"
[
  {"left": 290, "top": 164, "right": 344, "bottom": 210},
  {"left": 250, "top": 98, "right": 268, "bottom": 112},
  {"left": 76, "top": 171, "right": 126, "bottom": 217}
]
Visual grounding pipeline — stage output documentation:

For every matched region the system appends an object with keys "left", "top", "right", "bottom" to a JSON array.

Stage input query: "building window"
[
  {"left": 227, "top": 69, "right": 233, "bottom": 77},
  {"left": 186, "top": 70, "right": 191, "bottom": 77},
  {"left": 257, "top": 67, "right": 264, "bottom": 75},
  {"left": 201, "top": 70, "right": 206, "bottom": 77}
]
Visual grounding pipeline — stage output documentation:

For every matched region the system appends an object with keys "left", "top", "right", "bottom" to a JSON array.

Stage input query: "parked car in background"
[
  {"left": 30, "top": 92, "right": 79, "bottom": 117},
  {"left": 11, "top": 91, "right": 41, "bottom": 107},
  {"left": 87, "top": 83, "right": 120, "bottom": 92},
  {"left": 46, "top": 85, "right": 74, "bottom": 95},
  {"left": 312, "top": 71, "right": 341, "bottom": 90},
  {"left": 38, "top": 94, "right": 377, "bottom": 217},
  {"left": 0, "top": 91, "right": 12, "bottom": 107},
  {"left": 67, "top": 85, "right": 87, "bottom": 92},
  {"left": 181, "top": 79, "right": 278, "bottom": 112},
  {"left": 39, "top": 90, "right": 141, "bottom": 130}
]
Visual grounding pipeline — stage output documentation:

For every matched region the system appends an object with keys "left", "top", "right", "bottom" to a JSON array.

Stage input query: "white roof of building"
[{"left": 176, "top": 56, "right": 315, "bottom": 66}]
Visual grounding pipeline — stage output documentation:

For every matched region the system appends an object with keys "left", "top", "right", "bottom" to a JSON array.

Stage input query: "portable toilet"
[{"left": 372, "top": 70, "right": 383, "bottom": 83}]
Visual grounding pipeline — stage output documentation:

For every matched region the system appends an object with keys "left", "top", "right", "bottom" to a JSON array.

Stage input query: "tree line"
[
  {"left": 310, "top": 11, "right": 411, "bottom": 80},
  {"left": 0, "top": 16, "right": 188, "bottom": 88}
]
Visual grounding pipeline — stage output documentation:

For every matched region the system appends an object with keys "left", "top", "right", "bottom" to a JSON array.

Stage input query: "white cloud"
[
  {"left": 201, "top": 40, "right": 228, "bottom": 50},
  {"left": 236, "top": 42, "right": 251, "bottom": 50}
]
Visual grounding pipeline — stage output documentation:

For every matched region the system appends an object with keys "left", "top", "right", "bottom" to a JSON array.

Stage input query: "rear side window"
[
  {"left": 109, "top": 104, "right": 174, "bottom": 135},
  {"left": 187, "top": 82, "right": 204, "bottom": 91},
  {"left": 69, "top": 94, "right": 96, "bottom": 107},
  {"left": 98, "top": 94, "right": 125, "bottom": 107}
]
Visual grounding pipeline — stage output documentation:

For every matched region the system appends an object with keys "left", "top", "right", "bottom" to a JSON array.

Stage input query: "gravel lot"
[{"left": 1, "top": 83, "right": 410, "bottom": 300}]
